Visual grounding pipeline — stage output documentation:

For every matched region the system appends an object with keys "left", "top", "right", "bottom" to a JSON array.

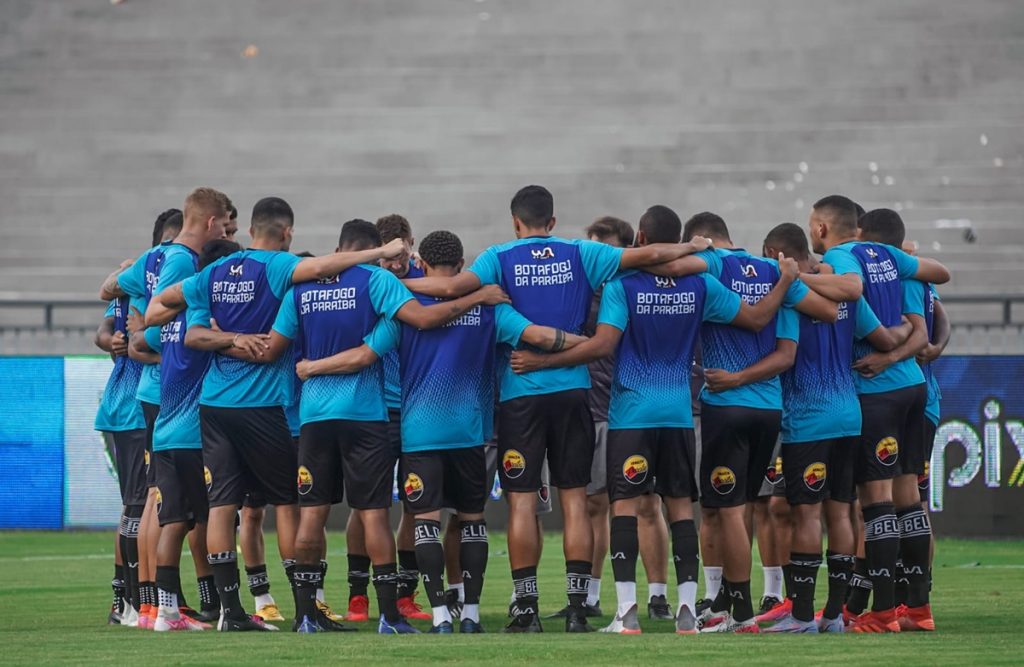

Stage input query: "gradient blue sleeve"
[
  {"left": 902, "top": 279, "right": 926, "bottom": 317},
  {"left": 701, "top": 274, "right": 742, "bottom": 324},
  {"left": 467, "top": 247, "right": 501, "bottom": 286},
  {"left": 129, "top": 295, "right": 148, "bottom": 318},
  {"left": 155, "top": 251, "right": 196, "bottom": 294},
  {"left": 266, "top": 253, "right": 303, "bottom": 298},
  {"left": 784, "top": 277, "right": 810, "bottom": 307},
  {"left": 181, "top": 273, "right": 211, "bottom": 329},
  {"left": 369, "top": 270, "right": 416, "bottom": 319},
  {"left": 143, "top": 325, "right": 162, "bottom": 353},
  {"left": 696, "top": 249, "right": 721, "bottom": 278},
  {"left": 822, "top": 246, "right": 862, "bottom": 277},
  {"left": 494, "top": 304, "right": 531, "bottom": 346},
  {"left": 891, "top": 247, "right": 921, "bottom": 279},
  {"left": 854, "top": 297, "right": 882, "bottom": 339},
  {"left": 596, "top": 279, "right": 628, "bottom": 331},
  {"left": 104, "top": 301, "right": 116, "bottom": 318},
  {"left": 775, "top": 306, "right": 799, "bottom": 342},
  {"left": 579, "top": 240, "right": 625, "bottom": 289},
  {"left": 272, "top": 289, "right": 298, "bottom": 340},
  {"left": 116, "top": 253, "right": 148, "bottom": 298},
  {"left": 365, "top": 317, "right": 400, "bottom": 356}
]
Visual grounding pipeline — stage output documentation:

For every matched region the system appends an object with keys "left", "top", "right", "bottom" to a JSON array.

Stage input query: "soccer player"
[
  {"left": 225, "top": 205, "right": 239, "bottom": 242},
  {"left": 403, "top": 185, "right": 715, "bottom": 633},
  {"left": 807, "top": 197, "right": 950, "bottom": 633},
  {"left": 510, "top": 205, "right": 799, "bottom": 634}
]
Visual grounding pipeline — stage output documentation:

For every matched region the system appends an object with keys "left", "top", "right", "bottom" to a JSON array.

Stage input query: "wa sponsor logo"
[
  {"left": 742, "top": 263, "right": 758, "bottom": 278},
  {"left": 229, "top": 264, "right": 243, "bottom": 277},
  {"left": 531, "top": 246, "right": 555, "bottom": 260},
  {"left": 654, "top": 276, "right": 676, "bottom": 289}
]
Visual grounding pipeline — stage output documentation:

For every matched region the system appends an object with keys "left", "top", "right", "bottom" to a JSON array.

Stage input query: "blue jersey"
[
  {"left": 383, "top": 262, "right": 424, "bottom": 410},
  {"left": 468, "top": 235, "right": 623, "bottom": 401},
  {"left": 182, "top": 249, "right": 302, "bottom": 409},
  {"left": 117, "top": 243, "right": 174, "bottom": 405},
  {"left": 598, "top": 271, "right": 741, "bottom": 429},
  {"left": 94, "top": 297, "right": 146, "bottom": 432},
  {"left": 272, "top": 264, "right": 413, "bottom": 425},
  {"left": 903, "top": 280, "right": 942, "bottom": 425},
  {"left": 284, "top": 343, "right": 302, "bottom": 438},
  {"left": 374, "top": 296, "right": 531, "bottom": 452},
  {"left": 697, "top": 248, "right": 806, "bottom": 410},
  {"left": 824, "top": 242, "right": 924, "bottom": 394}
]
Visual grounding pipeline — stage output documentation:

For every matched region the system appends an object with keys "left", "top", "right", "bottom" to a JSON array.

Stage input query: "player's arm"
[
  {"left": 704, "top": 339, "right": 797, "bottom": 392},
  {"left": 642, "top": 255, "right": 711, "bottom": 278},
  {"left": 393, "top": 284, "right": 509, "bottom": 330},
  {"left": 128, "top": 329, "right": 160, "bottom": 364},
  {"left": 144, "top": 284, "right": 185, "bottom": 327},
  {"left": 912, "top": 257, "right": 951, "bottom": 285},
  {"left": 296, "top": 345, "right": 380, "bottom": 380},
  {"left": 290, "top": 239, "right": 407, "bottom": 283},
  {"left": 728, "top": 254, "right": 799, "bottom": 331},
  {"left": 792, "top": 288, "right": 839, "bottom": 323},
  {"left": 98, "top": 259, "right": 135, "bottom": 300},
  {"left": 617, "top": 237, "right": 712, "bottom": 270},
  {"left": 95, "top": 315, "right": 115, "bottom": 354},
  {"left": 510, "top": 324, "right": 620, "bottom": 374},
  {"left": 517, "top": 326, "right": 588, "bottom": 353},
  {"left": 917, "top": 299, "right": 950, "bottom": 364},
  {"left": 797, "top": 269, "right": 863, "bottom": 302},
  {"left": 853, "top": 313, "right": 929, "bottom": 378},
  {"left": 401, "top": 271, "right": 483, "bottom": 299},
  {"left": 184, "top": 324, "right": 272, "bottom": 361}
]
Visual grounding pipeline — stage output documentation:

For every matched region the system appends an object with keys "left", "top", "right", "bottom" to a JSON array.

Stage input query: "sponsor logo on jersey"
[
  {"left": 530, "top": 246, "right": 555, "bottom": 260},
  {"left": 803, "top": 462, "right": 827, "bottom": 492},
  {"left": 654, "top": 276, "right": 676, "bottom": 289},
  {"left": 765, "top": 456, "right": 783, "bottom": 485},
  {"left": 297, "top": 465, "right": 313, "bottom": 495},
  {"left": 404, "top": 473, "right": 424, "bottom": 502},
  {"left": 710, "top": 466, "right": 736, "bottom": 495},
  {"left": 865, "top": 247, "right": 878, "bottom": 258},
  {"left": 742, "top": 263, "right": 758, "bottom": 278},
  {"left": 623, "top": 454, "right": 649, "bottom": 485},
  {"left": 875, "top": 437, "right": 899, "bottom": 466},
  {"left": 502, "top": 449, "right": 526, "bottom": 479},
  {"left": 204, "top": 466, "right": 213, "bottom": 492},
  {"left": 229, "top": 264, "right": 243, "bottom": 277}
]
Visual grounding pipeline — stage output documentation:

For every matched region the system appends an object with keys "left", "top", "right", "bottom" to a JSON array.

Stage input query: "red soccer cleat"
[
  {"left": 345, "top": 594, "right": 370, "bottom": 622},
  {"left": 398, "top": 591, "right": 432, "bottom": 621},
  {"left": 897, "top": 604, "right": 935, "bottom": 632},
  {"left": 850, "top": 608, "right": 901, "bottom": 633}
]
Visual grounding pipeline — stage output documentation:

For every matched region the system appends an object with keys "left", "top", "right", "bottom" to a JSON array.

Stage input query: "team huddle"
[{"left": 94, "top": 185, "right": 949, "bottom": 635}]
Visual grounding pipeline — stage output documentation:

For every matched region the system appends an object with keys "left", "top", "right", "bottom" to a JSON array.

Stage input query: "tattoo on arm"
[{"left": 552, "top": 329, "right": 566, "bottom": 352}]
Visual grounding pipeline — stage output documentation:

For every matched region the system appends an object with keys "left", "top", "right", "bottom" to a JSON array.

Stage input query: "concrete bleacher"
[{"left": 0, "top": 0, "right": 1022, "bottom": 353}]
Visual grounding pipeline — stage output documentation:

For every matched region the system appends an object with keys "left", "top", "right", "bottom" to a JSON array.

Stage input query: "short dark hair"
[
  {"left": 858, "top": 208, "right": 906, "bottom": 247},
  {"left": 294, "top": 251, "right": 314, "bottom": 258},
  {"left": 510, "top": 185, "right": 554, "bottom": 228},
  {"left": 585, "top": 216, "right": 634, "bottom": 247},
  {"left": 683, "top": 212, "right": 730, "bottom": 243},
  {"left": 199, "top": 239, "right": 242, "bottom": 269},
  {"left": 419, "top": 231, "right": 464, "bottom": 268},
  {"left": 229, "top": 204, "right": 238, "bottom": 221},
  {"left": 250, "top": 197, "right": 294, "bottom": 238},
  {"left": 639, "top": 205, "right": 682, "bottom": 244},
  {"left": 376, "top": 214, "right": 413, "bottom": 243},
  {"left": 152, "top": 208, "right": 182, "bottom": 246},
  {"left": 763, "top": 222, "right": 810, "bottom": 261},
  {"left": 812, "top": 195, "right": 860, "bottom": 235},
  {"left": 338, "top": 219, "right": 381, "bottom": 251}
]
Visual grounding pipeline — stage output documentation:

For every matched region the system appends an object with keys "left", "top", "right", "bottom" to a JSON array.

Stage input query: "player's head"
[
  {"left": 294, "top": 250, "right": 314, "bottom": 258},
  {"left": 683, "top": 212, "right": 730, "bottom": 244},
  {"left": 199, "top": 239, "right": 242, "bottom": 269},
  {"left": 183, "top": 187, "right": 233, "bottom": 243},
  {"left": 152, "top": 208, "right": 183, "bottom": 246},
  {"left": 510, "top": 185, "right": 555, "bottom": 237},
  {"left": 857, "top": 208, "right": 906, "bottom": 248},
  {"left": 809, "top": 194, "right": 860, "bottom": 254},
  {"left": 250, "top": 196, "right": 295, "bottom": 251},
  {"left": 225, "top": 204, "right": 239, "bottom": 241},
  {"left": 418, "top": 230, "right": 464, "bottom": 276},
  {"left": 636, "top": 205, "right": 682, "bottom": 246},
  {"left": 377, "top": 214, "right": 414, "bottom": 277},
  {"left": 337, "top": 219, "right": 381, "bottom": 252},
  {"left": 763, "top": 222, "right": 813, "bottom": 271},
  {"left": 585, "top": 216, "right": 634, "bottom": 248}
]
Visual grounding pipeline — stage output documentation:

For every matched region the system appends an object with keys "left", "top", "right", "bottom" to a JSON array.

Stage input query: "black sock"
[
  {"left": 174, "top": 566, "right": 188, "bottom": 609},
  {"left": 373, "top": 563, "right": 402, "bottom": 623},
  {"left": 726, "top": 579, "right": 753, "bottom": 622},
  {"left": 824, "top": 551, "right": 855, "bottom": 620},
  {"left": 209, "top": 550, "right": 246, "bottom": 620},
  {"left": 293, "top": 563, "right": 321, "bottom": 620},
  {"left": 846, "top": 557, "right": 872, "bottom": 615},
  {"left": 511, "top": 566, "right": 539, "bottom": 616},
  {"left": 112, "top": 564, "right": 126, "bottom": 611},
  {"left": 566, "top": 560, "right": 592, "bottom": 611},
  {"left": 782, "top": 563, "right": 794, "bottom": 600},
  {"left": 789, "top": 552, "right": 822, "bottom": 622},
  {"left": 894, "top": 558, "right": 909, "bottom": 606},
  {"left": 123, "top": 506, "right": 142, "bottom": 611},
  {"left": 320, "top": 559, "right": 329, "bottom": 598},
  {"left": 282, "top": 558, "right": 298, "bottom": 613},
  {"left": 397, "top": 549, "right": 419, "bottom": 599},
  {"left": 863, "top": 503, "right": 899, "bottom": 612},
  {"left": 710, "top": 581, "right": 731, "bottom": 613},
  {"left": 246, "top": 564, "right": 271, "bottom": 597},
  {"left": 897, "top": 506, "right": 932, "bottom": 607},
  {"left": 197, "top": 574, "right": 219, "bottom": 611},
  {"left": 155, "top": 565, "right": 179, "bottom": 610},
  {"left": 413, "top": 520, "right": 446, "bottom": 612},
  {"left": 347, "top": 554, "right": 371, "bottom": 599},
  {"left": 610, "top": 516, "right": 639, "bottom": 586},
  {"left": 459, "top": 520, "right": 488, "bottom": 606},
  {"left": 669, "top": 520, "right": 699, "bottom": 586}
]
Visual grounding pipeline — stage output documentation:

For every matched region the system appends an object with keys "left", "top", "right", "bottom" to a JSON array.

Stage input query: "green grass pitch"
[{"left": 1, "top": 531, "right": 1021, "bottom": 665}]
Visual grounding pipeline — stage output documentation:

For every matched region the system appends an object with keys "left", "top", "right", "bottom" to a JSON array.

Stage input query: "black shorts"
[
  {"left": 606, "top": 428, "right": 697, "bottom": 502},
  {"left": 856, "top": 385, "right": 927, "bottom": 483},
  {"left": 400, "top": 446, "right": 488, "bottom": 515},
  {"left": 699, "top": 403, "right": 781, "bottom": 508},
  {"left": 201, "top": 405, "right": 297, "bottom": 508},
  {"left": 498, "top": 389, "right": 595, "bottom": 491},
  {"left": 154, "top": 448, "right": 208, "bottom": 528},
  {"left": 299, "top": 419, "right": 393, "bottom": 510},
  {"left": 781, "top": 439, "right": 836, "bottom": 506},
  {"left": 141, "top": 401, "right": 160, "bottom": 488},
  {"left": 826, "top": 436, "right": 858, "bottom": 504},
  {"left": 920, "top": 419, "right": 938, "bottom": 504},
  {"left": 758, "top": 438, "right": 786, "bottom": 499},
  {"left": 111, "top": 429, "right": 148, "bottom": 507}
]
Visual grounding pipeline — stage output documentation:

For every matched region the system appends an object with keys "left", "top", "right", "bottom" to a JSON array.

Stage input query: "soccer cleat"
[
  {"left": 397, "top": 592, "right": 432, "bottom": 621},
  {"left": 344, "top": 595, "right": 370, "bottom": 622},
  {"left": 180, "top": 605, "right": 200, "bottom": 620},
  {"left": 316, "top": 600, "right": 344, "bottom": 622},
  {"left": 445, "top": 590, "right": 464, "bottom": 620},
  {"left": 675, "top": 605, "right": 698, "bottom": 635},
  {"left": 695, "top": 598, "right": 713, "bottom": 616},
  {"left": 256, "top": 602, "right": 286, "bottom": 622},
  {"left": 815, "top": 605, "right": 858, "bottom": 627},
  {"left": 108, "top": 602, "right": 123, "bottom": 626},
  {"left": 566, "top": 610, "right": 596, "bottom": 633},
  {"left": 817, "top": 614, "right": 845, "bottom": 633},
  {"left": 546, "top": 603, "right": 602, "bottom": 619},
  {"left": 218, "top": 613, "right": 280, "bottom": 632},
  {"left": 154, "top": 610, "right": 204, "bottom": 632},
  {"left": 599, "top": 604, "right": 642, "bottom": 634},
  {"left": 120, "top": 605, "right": 140, "bottom": 628},
  {"left": 698, "top": 609, "right": 730, "bottom": 632},
  {"left": 897, "top": 604, "right": 935, "bottom": 632},
  {"left": 722, "top": 617, "right": 761, "bottom": 633},
  {"left": 763, "top": 616, "right": 819, "bottom": 633},
  {"left": 459, "top": 618, "right": 485, "bottom": 633},
  {"left": 429, "top": 621, "right": 454, "bottom": 634},
  {"left": 294, "top": 615, "right": 322, "bottom": 634},
  {"left": 850, "top": 609, "right": 901, "bottom": 634},
  {"left": 137, "top": 611, "right": 154, "bottom": 630},
  {"left": 378, "top": 616, "right": 421, "bottom": 634},
  {"left": 197, "top": 606, "right": 220, "bottom": 623},
  {"left": 505, "top": 612, "right": 543, "bottom": 633},
  {"left": 647, "top": 595, "right": 673, "bottom": 620},
  {"left": 755, "top": 596, "right": 791, "bottom": 624}
]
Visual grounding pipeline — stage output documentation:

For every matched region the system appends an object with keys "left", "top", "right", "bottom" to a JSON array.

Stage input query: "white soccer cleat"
[
  {"left": 120, "top": 606, "right": 140, "bottom": 627},
  {"left": 599, "top": 604, "right": 642, "bottom": 635}
]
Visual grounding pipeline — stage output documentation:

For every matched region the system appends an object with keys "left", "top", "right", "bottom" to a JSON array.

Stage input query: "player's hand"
[
  {"left": 510, "top": 350, "right": 547, "bottom": 374},
  {"left": 380, "top": 238, "right": 408, "bottom": 260},
  {"left": 688, "top": 235, "right": 713, "bottom": 252},
  {"left": 814, "top": 262, "right": 834, "bottom": 275},
  {"left": 778, "top": 252, "right": 799, "bottom": 282},
  {"left": 125, "top": 306, "right": 145, "bottom": 335},
  {"left": 231, "top": 333, "right": 271, "bottom": 360},
  {"left": 119, "top": 258, "right": 134, "bottom": 270},
  {"left": 476, "top": 284, "right": 511, "bottom": 306},
  {"left": 209, "top": 318, "right": 223, "bottom": 332},
  {"left": 852, "top": 352, "right": 893, "bottom": 378},
  {"left": 110, "top": 331, "right": 129, "bottom": 357},
  {"left": 295, "top": 359, "right": 318, "bottom": 381},
  {"left": 916, "top": 343, "right": 942, "bottom": 364},
  {"left": 703, "top": 368, "right": 742, "bottom": 392}
]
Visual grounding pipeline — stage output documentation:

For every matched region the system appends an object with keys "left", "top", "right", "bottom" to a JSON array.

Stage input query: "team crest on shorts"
[
  {"left": 538, "top": 484, "right": 550, "bottom": 503},
  {"left": 623, "top": 455, "right": 649, "bottom": 485},
  {"left": 710, "top": 466, "right": 736, "bottom": 495},
  {"left": 765, "top": 456, "right": 783, "bottom": 486},
  {"left": 502, "top": 450, "right": 526, "bottom": 479},
  {"left": 297, "top": 466, "right": 313, "bottom": 495},
  {"left": 803, "top": 462, "right": 827, "bottom": 492},
  {"left": 404, "top": 473, "right": 424, "bottom": 502},
  {"left": 875, "top": 437, "right": 899, "bottom": 466},
  {"left": 918, "top": 461, "right": 930, "bottom": 490},
  {"left": 204, "top": 466, "right": 213, "bottom": 492},
  {"left": 154, "top": 488, "right": 163, "bottom": 515},
  {"left": 144, "top": 449, "right": 150, "bottom": 471}
]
